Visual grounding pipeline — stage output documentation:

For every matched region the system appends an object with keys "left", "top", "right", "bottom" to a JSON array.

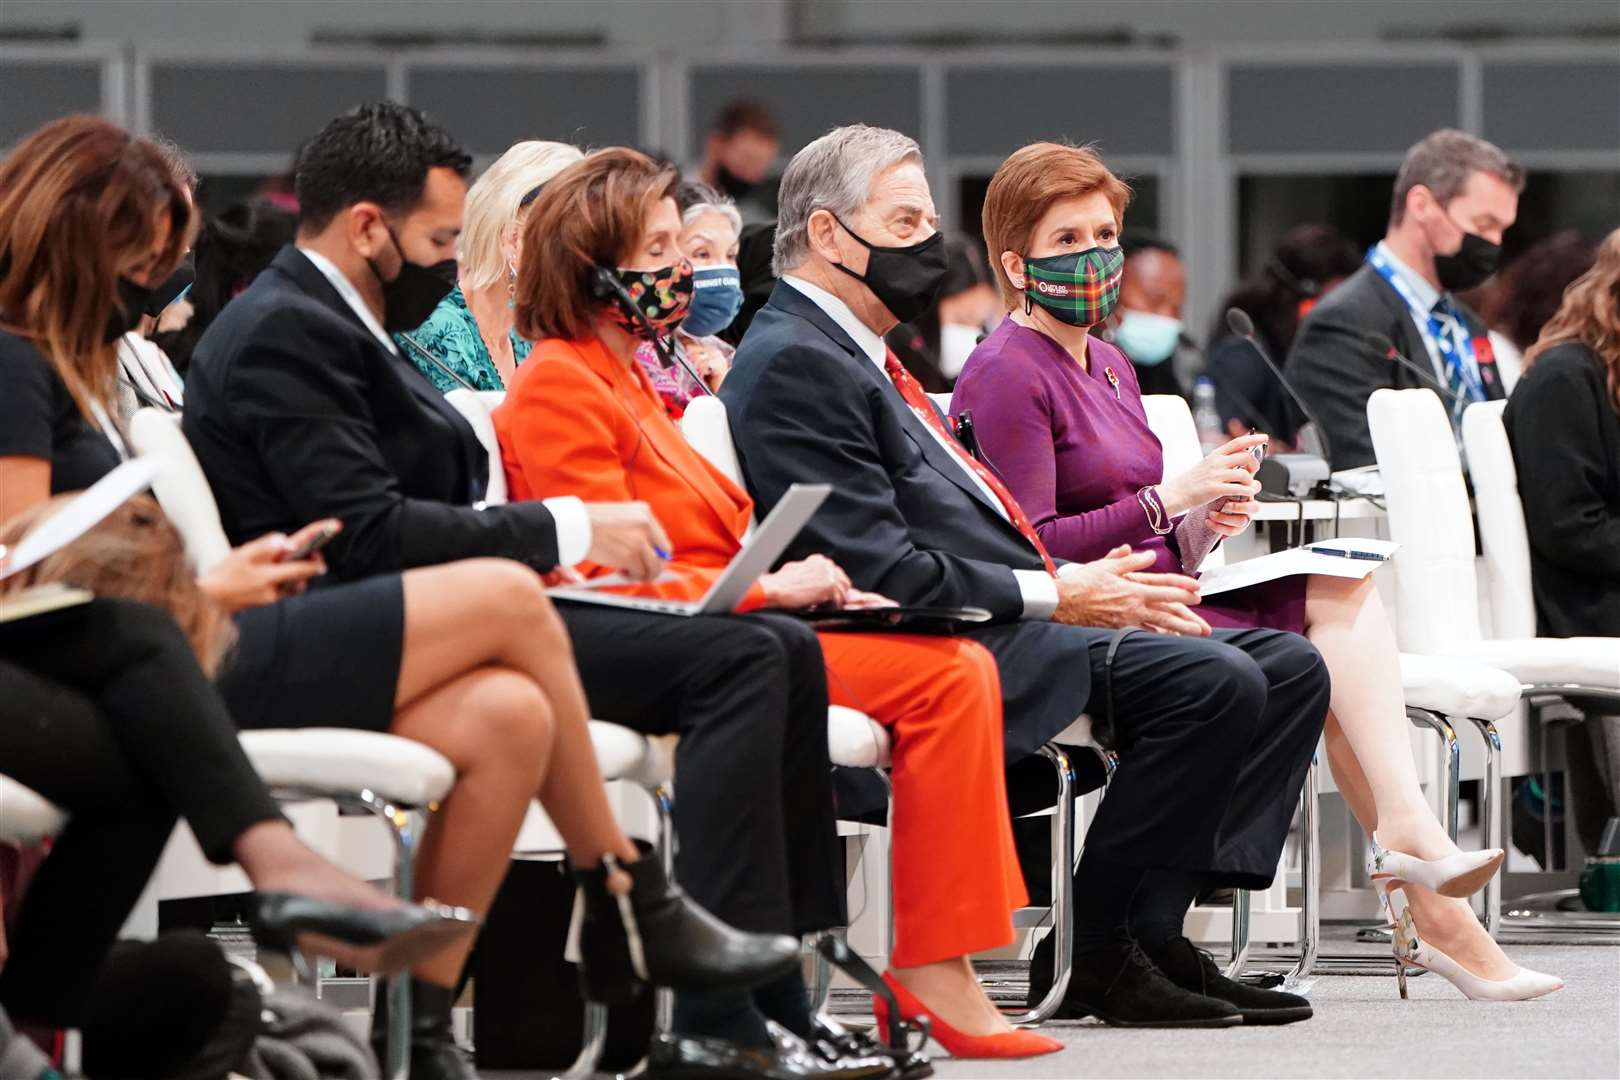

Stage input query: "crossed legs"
[{"left": 1304, "top": 574, "right": 1516, "bottom": 979}]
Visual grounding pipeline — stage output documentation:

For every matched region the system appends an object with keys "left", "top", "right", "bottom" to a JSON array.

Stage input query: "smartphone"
[{"left": 282, "top": 521, "right": 340, "bottom": 562}]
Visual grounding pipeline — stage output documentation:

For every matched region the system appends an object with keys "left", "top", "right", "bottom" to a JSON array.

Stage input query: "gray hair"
[
  {"left": 678, "top": 182, "right": 743, "bottom": 238},
  {"left": 1390, "top": 129, "right": 1524, "bottom": 226},
  {"left": 772, "top": 124, "right": 923, "bottom": 276}
]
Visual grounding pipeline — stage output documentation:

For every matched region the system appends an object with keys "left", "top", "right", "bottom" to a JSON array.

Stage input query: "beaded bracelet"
[{"left": 1137, "top": 485, "right": 1173, "bottom": 535}]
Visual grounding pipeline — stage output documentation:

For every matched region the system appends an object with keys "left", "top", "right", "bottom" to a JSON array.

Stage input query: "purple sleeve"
[{"left": 954, "top": 362, "right": 1152, "bottom": 564}]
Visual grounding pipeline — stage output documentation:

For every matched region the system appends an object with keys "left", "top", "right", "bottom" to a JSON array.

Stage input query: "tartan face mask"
[{"left": 1022, "top": 245, "right": 1125, "bottom": 327}]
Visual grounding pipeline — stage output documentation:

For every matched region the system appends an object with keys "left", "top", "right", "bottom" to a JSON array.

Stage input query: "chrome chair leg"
[
  {"left": 1224, "top": 889, "right": 1252, "bottom": 979},
  {"left": 558, "top": 1003, "right": 608, "bottom": 1080},
  {"left": 1407, "top": 708, "right": 1460, "bottom": 841},
  {"left": 1287, "top": 758, "right": 1321, "bottom": 990},
  {"left": 654, "top": 784, "right": 676, "bottom": 1036},
  {"left": 1001, "top": 743, "right": 1077, "bottom": 1026},
  {"left": 354, "top": 789, "right": 419, "bottom": 1080},
  {"left": 1468, "top": 717, "right": 1503, "bottom": 934}
]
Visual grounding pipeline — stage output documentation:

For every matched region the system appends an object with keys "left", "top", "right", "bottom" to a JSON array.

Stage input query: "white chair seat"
[
  {"left": 1399, "top": 653, "right": 1522, "bottom": 720},
  {"left": 0, "top": 775, "right": 67, "bottom": 842},
  {"left": 589, "top": 720, "right": 675, "bottom": 789},
  {"left": 239, "top": 729, "right": 456, "bottom": 808},
  {"left": 828, "top": 705, "right": 891, "bottom": 769},
  {"left": 1447, "top": 637, "right": 1620, "bottom": 692}
]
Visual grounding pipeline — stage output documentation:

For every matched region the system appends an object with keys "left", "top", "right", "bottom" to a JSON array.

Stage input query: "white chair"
[
  {"left": 444, "top": 389, "right": 509, "bottom": 506},
  {"left": 1370, "top": 388, "right": 1620, "bottom": 937},
  {"left": 1141, "top": 394, "right": 1523, "bottom": 980},
  {"left": 680, "top": 394, "right": 1084, "bottom": 1024},
  {"left": 1461, "top": 398, "right": 1620, "bottom": 936}
]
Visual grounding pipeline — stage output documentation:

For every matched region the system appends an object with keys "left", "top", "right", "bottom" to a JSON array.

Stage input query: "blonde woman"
[{"left": 396, "top": 139, "right": 584, "bottom": 390}]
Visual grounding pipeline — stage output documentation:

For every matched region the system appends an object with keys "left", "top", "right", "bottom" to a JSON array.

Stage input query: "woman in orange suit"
[{"left": 492, "top": 147, "right": 1062, "bottom": 1059}]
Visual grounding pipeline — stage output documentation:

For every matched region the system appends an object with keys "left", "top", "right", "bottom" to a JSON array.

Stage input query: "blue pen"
[
  {"left": 1308, "top": 546, "right": 1385, "bottom": 561},
  {"left": 655, "top": 546, "right": 671, "bottom": 560}
]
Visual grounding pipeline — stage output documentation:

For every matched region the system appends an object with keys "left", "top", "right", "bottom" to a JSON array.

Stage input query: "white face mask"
[{"left": 939, "top": 323, "right": 982, "bottom": 379}]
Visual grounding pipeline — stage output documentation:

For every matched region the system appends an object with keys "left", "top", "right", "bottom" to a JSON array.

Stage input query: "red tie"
[{"left": 883, "top": 349, "right": 1056, "bottom": 574}]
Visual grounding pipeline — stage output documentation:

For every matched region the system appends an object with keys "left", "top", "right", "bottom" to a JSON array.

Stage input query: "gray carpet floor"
[{"left": 487, "top": 941, "right": 1617, "bottom": 1079}]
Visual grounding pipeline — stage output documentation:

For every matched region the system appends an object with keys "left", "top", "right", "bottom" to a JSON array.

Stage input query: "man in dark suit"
[
  {"left": 723, "top": 124, "right": 1328, "bottom": 1027},
  {"left": 184, "top": 104, "right": 875, "bottom": 1080},
  {"left": 1289, "top": 129, "right": 1523, "bottom": 470}
]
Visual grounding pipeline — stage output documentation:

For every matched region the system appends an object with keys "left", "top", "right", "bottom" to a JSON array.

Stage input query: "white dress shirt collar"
[
  {"left": 780, "top": 275, "right": 1059, "bottom": 620},
  {"left": 782, "top": 275, "right": 887, "bottom": 368},
  {"left": 297, "top": 246, "right": 399, "bottom": 356}
]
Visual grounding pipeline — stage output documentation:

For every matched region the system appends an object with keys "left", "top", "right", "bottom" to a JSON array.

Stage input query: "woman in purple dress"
[{"left": 954, "top": 141, "right": 1559, "bottom": 1001}]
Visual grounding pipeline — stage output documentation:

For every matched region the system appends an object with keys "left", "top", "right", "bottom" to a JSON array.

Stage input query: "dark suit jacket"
[
  {"left": 183, "top": 246, "right": 560, "bottom": 581},
  {"left": 1504, "top": 343, "right": 1620, "bottom": 638},
  {"left": 1287, "top": 263, "right": 1503, "bottom": 470},
  {"left": 723, "top": 283, "right": 1095, "bottom": 761},
  {"left": 722, "top": 283, "right": 1049, "bottom": 622}
]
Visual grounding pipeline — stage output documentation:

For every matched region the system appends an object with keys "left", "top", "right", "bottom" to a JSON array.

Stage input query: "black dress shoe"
[
  {"left": 1149, "top": 937, "right": 1313, "bottom": 1025},
  {"left": 647, "top": 1024, "right": 892, "bottom": 1079},
  {"left": 1061, "top": 940, "right": 1242, "bottom": 1028},
  {"left": 368, "top": 979, "right": 478, "bottom": 1080},
  {"left": 573, "top": 841, "right": 801, "bottom": 1004},
  {"left": 813, "top": 1017, "right": 932, "bottom": 1080},
  {"left": 250, "top": 892, "right": 478, "bottom": 977}
]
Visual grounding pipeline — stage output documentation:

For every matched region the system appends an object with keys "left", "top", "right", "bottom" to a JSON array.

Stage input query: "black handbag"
[{"left": 470, "top": 856, "right": 655, "bottom": 1070}]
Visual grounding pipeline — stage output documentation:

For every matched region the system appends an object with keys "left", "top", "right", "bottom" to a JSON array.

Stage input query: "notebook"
[{"left": 545, "top": 483, "right": 831, "bottom": 616}]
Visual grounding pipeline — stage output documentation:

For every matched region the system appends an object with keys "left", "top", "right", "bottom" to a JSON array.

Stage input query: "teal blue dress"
[{"left": 395, "top": 286, "right": 532, "bottom": 393}]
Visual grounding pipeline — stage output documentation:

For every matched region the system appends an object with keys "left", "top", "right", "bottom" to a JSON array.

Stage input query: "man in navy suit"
[{"left": 723, "top": 125, "right": 1328, "bottom": 1027}]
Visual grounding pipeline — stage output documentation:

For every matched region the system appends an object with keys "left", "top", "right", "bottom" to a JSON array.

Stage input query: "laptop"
[{"left": 546, "top": 483, "right": 831, "bottom": 616}]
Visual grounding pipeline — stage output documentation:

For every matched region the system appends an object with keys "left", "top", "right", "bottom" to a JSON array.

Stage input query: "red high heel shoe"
[{"left": 873, "top": 972, "right": 1064, "bottom": 1059}]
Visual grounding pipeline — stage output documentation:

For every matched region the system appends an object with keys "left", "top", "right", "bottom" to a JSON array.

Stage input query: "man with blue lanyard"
[{"left": 1288, "top": 129, "right": 1522, "bottom": 470}]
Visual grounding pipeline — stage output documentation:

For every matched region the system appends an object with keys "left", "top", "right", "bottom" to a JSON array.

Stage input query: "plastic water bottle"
[{"left": 1193, "top": 376, "right": 1223, "bottom": 454}]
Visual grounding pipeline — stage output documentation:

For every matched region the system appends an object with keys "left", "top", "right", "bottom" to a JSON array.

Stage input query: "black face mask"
[
  {"left": 143, "top": 259, "right": 195, "bottom": 316},
  {"left": 829, "top": 216, "right": 948, "bottom": 324},
  {"left": 714, "top": 163, "right": 757, "bottom": 202},
  {"left": 366, "top": 223, "right": 457, "bottom": 333},
  {"left": 104, "top": 276, "right": 155, "bottom": 342},
  {"left": 1433, "top": 230, "right": 1501, "bottom": 292}
]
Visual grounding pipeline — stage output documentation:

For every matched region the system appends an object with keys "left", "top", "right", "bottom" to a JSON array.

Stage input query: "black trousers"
[
  {"left": 0, "top": 599, "right": 283, "bottom": 1026},
  {"left": 1002, "top": 625, "right": 1330, "bottom": 890},
  {"left": 557, "top": 604, "right": 844, "bottom": 938}
]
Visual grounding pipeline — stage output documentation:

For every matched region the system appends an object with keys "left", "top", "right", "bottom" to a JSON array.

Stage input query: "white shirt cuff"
[
  {"left": 1014, "top": 569, "right": 1059, "bottom": 621},
  {"left": 543, "top": 496, "right": 592, "bottom": 567}
]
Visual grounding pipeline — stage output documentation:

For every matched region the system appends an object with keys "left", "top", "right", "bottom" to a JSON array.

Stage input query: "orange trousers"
[{"left": 817, "top": 631, "right": 1027, "bottom": 968}]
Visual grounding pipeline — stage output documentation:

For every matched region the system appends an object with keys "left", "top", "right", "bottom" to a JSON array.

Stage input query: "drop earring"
[{"left": 506, "top": 262, "right": 517, "bottom": 310}]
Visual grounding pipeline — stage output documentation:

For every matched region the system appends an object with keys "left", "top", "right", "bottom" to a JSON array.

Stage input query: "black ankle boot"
[
  {"left": 1025, "top": 928, "right": 1077, "bottom": 1017},
  {"left": 368, "top": 979, "right": 477, "bottom": 1080},
  {"left": 1062, "top": 940, "right": 1242, "bottom": 1028},
  {"left": 1148, "top": 936, "right": 1313, "bottom": 1025},
  {"left": 572, "top": 841, "right": 800, "bottom": 1004}
]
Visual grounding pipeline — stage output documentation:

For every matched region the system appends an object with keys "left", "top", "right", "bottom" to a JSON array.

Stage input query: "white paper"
[
  {"left": 0, "top": 458, "right": 164, "bottom": 580},
  {"left": 1195, "top": 538, "right": 1399, "bottom": 597}
]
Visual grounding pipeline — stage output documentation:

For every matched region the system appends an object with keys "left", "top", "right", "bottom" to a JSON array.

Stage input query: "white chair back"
[
  {"left": 1462, "top": 401, "right": 1537, "bottom": 639},
  {"left": 927, "top": 391, "right": 953, "bottom": 415},
  {"left": 1367, "top": 388, "right": 1484, "bottom": 653},
  {"left": 680, "top": 395, "right": 745, "bottom": 487},
  {"left": 1141, "top": 394, "right": 1225, "bottom": 570},
  {"left": 444, "top": 389, "right": 508, "bottom": 506},
  {"left": 127, "top": 408, "right": 233, "bottom": 574}
]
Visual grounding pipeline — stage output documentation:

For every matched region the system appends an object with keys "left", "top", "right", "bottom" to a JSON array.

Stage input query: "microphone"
[
  {"left": 1366, "top": 331, "right": 1466, "bottom": 409},
  {"left": 1224, "top": 307, "right": 1335, "bottom": 471},
  {"left": 592, "top": 267, "right": 714, "bottom": 396}
]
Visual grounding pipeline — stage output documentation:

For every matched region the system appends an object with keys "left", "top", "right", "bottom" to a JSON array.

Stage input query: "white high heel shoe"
[
  {"left": 1380, "top": 884, "right": 1564, "bottom": 1002},
  {"left": 1367, "top": 834, "right": 1505, "bottom": 898}
]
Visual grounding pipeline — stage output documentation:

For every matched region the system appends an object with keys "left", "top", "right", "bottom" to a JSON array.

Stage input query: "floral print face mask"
[{"left": 599, "top": 259, "right": 696, "bottom": 338}]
